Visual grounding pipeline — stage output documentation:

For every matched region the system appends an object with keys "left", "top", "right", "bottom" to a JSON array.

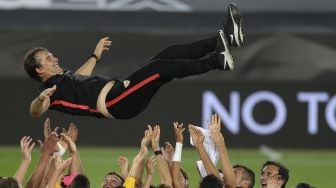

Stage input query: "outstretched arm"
[
  {"left": 30, "top": 85, "right": 56, "bottom": 117},
  {"left": 150, "top": 125, "right": 173, "bottom": 187},
  {"left": 189, "top": 125, "right": 221, "bottom": 178},
  {"left": 172, "top": 122, "right": 185, "bottom": 188},
  {"left": 75, "top": 37, "right": 112, "bottom": 76},
  {"left": 142, "top": 156, "right": 156, "bottom": 188},
  {"left": 209, "top": 114, "right": 236, "bottom": 188},
  {"left": 61, "top": 122, "right": 83, "bottom": 174},
  {"left": 45, "top": 156, "right": 72, "bottom": 188},
  {"left": 26, "top": 134, "right": 58, "bottom": 188},
  {"left": 61, "top": 133, "right": 83, "bottom": 174},
  {"left": 14, "top": 136, "right": 35, "bottom": 186}
]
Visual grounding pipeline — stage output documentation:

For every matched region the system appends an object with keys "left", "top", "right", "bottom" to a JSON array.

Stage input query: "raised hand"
[
  {"left": 141, "top": 129, "right": 151, "bottom": 147},
  {"left": 41, "top": 133, "right": 58, "bottom": 157},
  {"left": 173, "top": 122, "right": 185, "bottom": 144},
  {"left": 208, "top": 114, "right": 224, "bottom": 145},
  {"left": 66, "top": 122, "right": 78, "bottom": 143},
  {"left": 43, "top": 117, "right": 59, "bottom": 142},
  {"left": 150, "top": 125, "right": 161, "bottom": 151},
  {"left": 39, "top": 85, "right": 57, "bottom": 101},
  {"left": 118, "top": 156, "right": 129, "bottom": 178},
  {"left": 208, "top": 114, "right": 221, "bottom": 133},
  {"left": 61, "top": 133, "right": 76, "bottom": 154},
  {"left": 188, "top": 125, "right": 205, "bottom": 148},
  {"left": 93, "top": 37, "right": 112, "bottom": 60},
  {"left": 162, "top": 142, "right": 174, "bottom": 163},
  {"left": 20, "top": 136, "right": 35, "bottom": 161}
]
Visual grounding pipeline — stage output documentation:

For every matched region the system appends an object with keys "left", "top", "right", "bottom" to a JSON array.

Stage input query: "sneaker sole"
[
  {"left": 218, "top": 30, "right": 234, "bottom": 70},
  {"left": 228, "top": 3, "right": 244, "bottom": 47}
]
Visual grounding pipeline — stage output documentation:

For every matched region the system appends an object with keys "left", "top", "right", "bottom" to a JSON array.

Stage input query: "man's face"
[
  {"left": 260, "top": 165, "right": 282, "bottom": 188},
  {"left": 101, "top": 174, "right": 123, "bottom": 188},
  {"left": 234, "top": 166, "right": 247, "bottom": 188},
  {"left": 35, "top": 50, "right": 63, "bottom": 79}
]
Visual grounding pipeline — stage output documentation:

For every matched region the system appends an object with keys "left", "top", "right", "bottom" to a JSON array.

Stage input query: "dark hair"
[
  {"left": 199, "top": 175, "right": 223, "bottom": 188},
  {"left": 69, "top": 174, "right": 90, "bottom": 188},
  {"left": 23, "top": 46, "right": 48, "bottom": 82},
  {"left": 262, "top": 161, "right": 289, "bottom": 188},
  {"left": 0, "top": 177, "right": 19, "bottom": 188},
  {"left": 233, "top": 164, "right": 255, "bottom": 188},
  {"left": 296, "top": 182, "right": 315, "bottom": 188},
  {"left": 105, "top": 171, "right": 125, "bottom": 184},
  {"left": 156, "top": 184, "right": 171, "bottom": 188}
]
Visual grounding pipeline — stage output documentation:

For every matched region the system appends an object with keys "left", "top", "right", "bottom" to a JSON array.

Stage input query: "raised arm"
[
  {"left": 74, "top": 37, "right": 112, "bottom": 76},
  {"left": 14, "top": 136, "right": 35, "bottom": 186},
  {"left": 209, "top": 114, "right": 236, "bottom": 188},
  {"left": 118, "top": 156, "right": 130, "bottom": 179},
  {"left": 62, "top": 122, "right": 83, "bottom": 174},
  {"left": 30, "top": 85, "right": 56, "bottom": 117},
  {"left": 124, "top": 145, "right": 148, "bottom": 188},
  {"left": 189, "top": 125, "right": 221, "bottom": 178},
  {"left": 37, "top": 118, "right": 60, "bottom": 188},
  {"left": 61, "top": 133, "right": 83, "bottom": 174},
  {"left": 150, "top": 125, "right": 173, "bottom": 187},
  {"left": 45, "top": 156, "right": 72, "bottom": 188},
  {"left": 172, "top": 122, "right": 185, "bottom": 188},
  {"left": 26, "top": 133, "right": 58, "bottom": 188},
  {"left": 142, "top": 156, "right": 156, "bottom": 188}
]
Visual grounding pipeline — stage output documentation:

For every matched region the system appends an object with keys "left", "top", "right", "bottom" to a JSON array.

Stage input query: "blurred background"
[{"left": 0, "top": 0, "right": 336, "bottom": 187}]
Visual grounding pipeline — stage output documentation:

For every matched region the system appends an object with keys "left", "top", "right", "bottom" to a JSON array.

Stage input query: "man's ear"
[
  {"left": 277, "top": 178, "right": 285, "bottom": 186},
  {"left": 35, "top": 67, "right": 44, "bottom": 74}
]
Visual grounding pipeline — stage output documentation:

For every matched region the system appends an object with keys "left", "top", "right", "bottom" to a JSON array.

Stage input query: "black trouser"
[{"left": 106, "top": 36, "right": 219, "bottom": 119}]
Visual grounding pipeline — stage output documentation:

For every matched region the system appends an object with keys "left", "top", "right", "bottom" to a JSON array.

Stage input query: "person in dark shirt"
[{"left": 24, "top": 3, "right": 244, "bottom": 119}]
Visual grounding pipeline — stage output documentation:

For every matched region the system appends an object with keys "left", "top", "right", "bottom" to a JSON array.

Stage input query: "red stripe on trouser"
[
  {"left": 50, "top": 100, "right": 99, "bottom": 113},
  {"left": 105, "top": 73, "right": 160, "bottom": 108}
]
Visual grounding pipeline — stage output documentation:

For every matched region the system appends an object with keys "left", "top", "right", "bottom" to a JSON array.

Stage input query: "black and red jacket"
[{"left": 39, "top": 71, "right": 118, "bottom": 118}]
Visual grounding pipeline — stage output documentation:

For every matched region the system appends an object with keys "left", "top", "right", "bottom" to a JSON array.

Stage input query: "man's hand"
[
  {"left": 60, "top": 122, "right": 78, "bottom": 143},
  {"left": 162, "top": 142, "right": 174, "bottom": 163},
  {"left": 118, "top": 156, "right": 129, "bottom": 178},
  {"left": 141, "top": 129, "right": 151, "bottom": 148},
  {"left": 20, "top": 136, "right": 35, "bottom": 161},
  {"left": 43, "top": 118, "right": 59, "bottom": 142},
  {"left": 61, "top": 133, "right": 77, "bottom": 154},
  {"left": 93, "top": 37, "right": 112, "bottom": 60},
  {"left": 39, "top": 85, "right": 56, "bottom": 102},
  {"left": 173, "top": 122, "right": 184, "bottom": 144},
  {"left": 150, "top": 125, "right": 161, "bottom": 151},
  {"left": 30, "top": 86, "right": 55, "bottom": 117},
  {"left": 188, "top": 125, "right": 204, "bottom": 148},
  {"left": 41, "top": 133, "right": 58, "bottom": 157},
  {"left": 208, "top": 114, "right": 224, "bottom": 145}
]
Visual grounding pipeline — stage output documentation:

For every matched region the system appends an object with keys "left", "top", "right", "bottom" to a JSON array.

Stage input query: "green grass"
[{"left": 0, "top": 146, "right": 335, "bottom": 188}]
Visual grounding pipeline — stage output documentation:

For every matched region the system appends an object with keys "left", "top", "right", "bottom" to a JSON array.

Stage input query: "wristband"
[
  {"left": 89, "top": 53, "right": 99, "bottom": 62},
  {"left": 172, "top": 142, "right": 183, "bottom": 162},
  {"left": 154, "top": 150, "right": 162, "bottom": 156}
]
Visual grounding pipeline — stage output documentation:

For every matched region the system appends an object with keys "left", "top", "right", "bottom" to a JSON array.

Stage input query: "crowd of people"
[{"left": 0, "top": 114, "right": 315, "bottom": 188}]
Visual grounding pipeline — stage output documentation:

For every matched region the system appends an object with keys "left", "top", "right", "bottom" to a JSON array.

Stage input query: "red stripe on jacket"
[{"left": 106, "top": 73, "right": 160, "bottom": 107}]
